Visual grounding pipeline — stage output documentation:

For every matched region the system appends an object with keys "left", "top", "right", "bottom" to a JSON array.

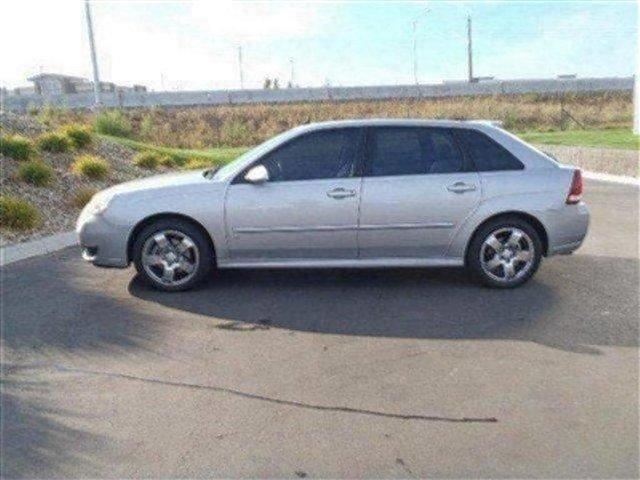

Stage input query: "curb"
[
  {"left": 0, "top": 173, "right": 636, "bottom": 267},
  {"left": 1, "top": 231, "right": 77, "bottom": 267},
  {"left": 582, "top": 171, "right": 639, "bottom": 186}
]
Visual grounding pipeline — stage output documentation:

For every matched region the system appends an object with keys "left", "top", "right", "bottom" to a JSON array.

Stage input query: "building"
[{"left": 26, "top": 73, "right": 147, "bottom": 96}]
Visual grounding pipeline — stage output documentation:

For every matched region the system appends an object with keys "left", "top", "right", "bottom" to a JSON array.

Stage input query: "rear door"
[
  {"left": 225, "top": 128, "right": 364, "bottom": 262},
  {"left": 357, "top": 126, "right": 481, "bottom": 259}
]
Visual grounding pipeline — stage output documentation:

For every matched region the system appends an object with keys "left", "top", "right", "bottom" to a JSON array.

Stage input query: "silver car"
[{"left": 77, "top": 119, "right": 589, "bottom": 291}]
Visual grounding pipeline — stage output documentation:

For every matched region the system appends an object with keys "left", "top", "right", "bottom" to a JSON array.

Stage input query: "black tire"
[
  {"left": 133, "top": 218, "right": 214, "bottom": 292},
  {"left": 466, "top": 216, "right": 543, "bottom": 288}
]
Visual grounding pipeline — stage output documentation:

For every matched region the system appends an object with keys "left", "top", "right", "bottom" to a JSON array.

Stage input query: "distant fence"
[{"left": 2, "top": 76, "right": 634, "bottom": 113}]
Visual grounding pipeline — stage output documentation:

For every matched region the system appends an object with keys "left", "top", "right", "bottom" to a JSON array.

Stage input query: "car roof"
[{"left": 299, "top": 118, "right": 497, "bottom": 130}]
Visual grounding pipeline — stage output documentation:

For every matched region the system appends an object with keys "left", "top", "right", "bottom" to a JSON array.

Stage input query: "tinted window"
[
  {"left": 458, "top": 129, "right": 524, "bottom": 171},
  {"left": 260, "top": 129, "right": 361, "bottom": 182},
  {"left": 368, "top": 128, "right": 463, "bottom": 176}
]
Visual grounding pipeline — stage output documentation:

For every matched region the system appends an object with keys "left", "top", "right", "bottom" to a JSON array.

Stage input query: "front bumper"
[{"left": 76, "top": 211, "right": 130, "bottom": 268}]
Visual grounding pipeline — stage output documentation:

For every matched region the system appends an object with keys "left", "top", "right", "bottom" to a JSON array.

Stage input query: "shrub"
[
  {"left": 220, "top": 119, "right": 252, "bottom": 147},
  {"left": 0, "top": 135, "right": 34, "bottom": 160},
  {"left": 63, "top": 124, "right": 93, "bottom": 148},
  {"left": 72, "top": 154, "right": 110, "bottom": 180},
  {"left": 18, "top": 161, "right": 54, "bottom": 186},
  {"left": 71, "top": 187, "right": 98, "bottom": 208},
  {"left": 36, "top": 132, "right": 70, "bottom": 153},
  {"left": 133, "top": 151, "right": 160, "bottom": 169},
  {"left": 0, "top": 196, "right": 40, "bottom": 230},
  {"left": 184, "top": 157, "right": 215, "bottom": 170},
  {"left": 93, "top": 110, "right": 132, "bottom": 137},
  {"left": 159, "top": 154, "right": 185, "bottom": 168}
]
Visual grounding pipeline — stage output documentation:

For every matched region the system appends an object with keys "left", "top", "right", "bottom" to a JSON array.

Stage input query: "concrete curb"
[
  {"left": 1, "top": 231, "right": 77, "bottom": 267},
  {"left": 0, "top": 173, "right": 636, "bottom": 267},
  {"left": 583, "top": 171, "right": 640, "bottom": 186}
]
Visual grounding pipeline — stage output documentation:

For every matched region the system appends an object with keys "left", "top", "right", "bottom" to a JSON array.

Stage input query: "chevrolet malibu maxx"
[{"left": 77, "top": 119, "right": 589, "bottom": 291}]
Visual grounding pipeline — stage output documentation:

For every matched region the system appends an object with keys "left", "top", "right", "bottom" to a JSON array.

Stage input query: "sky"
[{"left": 1, "top": 0, "right": 637, "bottom": 91}]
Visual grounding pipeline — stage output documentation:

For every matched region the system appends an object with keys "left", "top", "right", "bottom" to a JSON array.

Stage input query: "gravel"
[
  {"left": 1, "top": 114, "right": 165, "bottom": 246},
  {"left": 535, "top": 144, "right": 639, "bottom": 177}
]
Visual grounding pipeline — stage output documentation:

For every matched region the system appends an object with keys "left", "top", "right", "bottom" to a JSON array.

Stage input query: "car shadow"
[{"left": 129, "top": 253, "right": 639, "bottom": 355}]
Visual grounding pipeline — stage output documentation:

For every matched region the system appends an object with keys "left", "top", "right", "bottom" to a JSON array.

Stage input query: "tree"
[
  {"left": 273, "top": 78, "right": 280, "bottom": 89},
  {"left": 263, "top": 77, "right": 272, "bottom": 89}
]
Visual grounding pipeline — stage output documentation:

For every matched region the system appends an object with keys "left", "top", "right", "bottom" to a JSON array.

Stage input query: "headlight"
[{"left": 87, "top": 193, "right": 113, "bottom": 215}]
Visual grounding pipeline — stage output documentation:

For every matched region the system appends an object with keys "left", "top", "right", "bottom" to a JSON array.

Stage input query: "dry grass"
[{"left": 39, "top": 91, "right": 633, "bottom": 149}]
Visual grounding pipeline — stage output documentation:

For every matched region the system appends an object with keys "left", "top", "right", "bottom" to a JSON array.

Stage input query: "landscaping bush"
[
  {"left": 0, "top": 135, "right": 34, "bottom": 160},
  {"left": 72, "top": 154, "right": 110, "bottom": 180},
  {"left": 159, "top": 154, "right": 185, "bottom": 168},
  {"left": 63, "top": 124, "right": 93, "bottom": 148},
  {"left": 0, "top": 196, "right": 40, "bottom": 230},
  {"left": 72, "top": 187, "right": 98, "bottom": 208},
  {"left": 36, "top": 132, "right": 70, "bottom": 153},
  {"left": 93, "top": 110, "right": 132, "bottom": 137},
  {"left": 18, "top": 161, "right": 54, "bottom": 186},
  {"left": 220, "top": 119, "right": 252, "bottom": 147},
  {"left": 184, "top": 157, "right": 215, "bottom": 170},
  {"left": 133, "top": 151, "right": 160, "bottom": 169}
]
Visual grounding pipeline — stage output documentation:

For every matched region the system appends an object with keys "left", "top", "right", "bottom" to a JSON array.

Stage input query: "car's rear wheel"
[
  {"left": 133, "top": 218, "right": 213, "bottom": 291},
  {"left": 467, "top": 216, "right": 543, "bottom": 288}
]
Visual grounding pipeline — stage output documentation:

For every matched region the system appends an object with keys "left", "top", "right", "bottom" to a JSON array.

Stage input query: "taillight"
[{"left": 566, "top": 169, "right": 583, "bottom": 204}]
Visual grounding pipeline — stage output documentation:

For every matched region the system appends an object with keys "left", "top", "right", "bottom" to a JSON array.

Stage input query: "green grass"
[
  {"left": 101, "top": 135, "right": 249, "bottom": 165},
  {"left": 519, "top": 128, "right": 639, "bottom": 150}
]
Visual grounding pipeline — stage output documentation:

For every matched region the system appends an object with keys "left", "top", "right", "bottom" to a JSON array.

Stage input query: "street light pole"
[
  {"left": 84, "top": 0, "right": 101, "bottom": 108},
  {"left": 411, "top": 8, "right": 430, "bottom": 85},
  {"left": 634, "top": 72, "right": 639, "bottom": 134},
  {"left": 289, "top": 58, "right": 295, "bottom": 87},
  {"left": 467, "top": 15, "right": 474, "bottom": 83},
  {"left": 238, "top": 46, "right": 244, "bottom": 89}
]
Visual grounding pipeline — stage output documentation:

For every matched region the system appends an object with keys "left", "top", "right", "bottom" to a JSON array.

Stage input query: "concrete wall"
[{"left": 2, "top": 76, "right": 633, "bottom": 113}]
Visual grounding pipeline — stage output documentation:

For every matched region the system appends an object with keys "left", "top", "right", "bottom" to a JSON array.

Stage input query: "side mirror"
[{"left": 244, "top": 165, "right": 269, "bottom": 184}]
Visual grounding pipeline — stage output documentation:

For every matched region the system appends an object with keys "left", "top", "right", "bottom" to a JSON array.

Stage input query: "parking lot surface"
[{"left": 2, "top": 180, "right": 638, "bottom": 478}]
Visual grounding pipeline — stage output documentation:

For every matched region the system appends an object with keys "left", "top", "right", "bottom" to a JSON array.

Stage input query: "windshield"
[{"left": 212, "top": 127, "right": 303, "bottom": 181}]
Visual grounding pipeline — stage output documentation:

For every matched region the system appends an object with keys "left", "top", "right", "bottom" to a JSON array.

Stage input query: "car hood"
[{"left": 104, "top": 170, "right": 211, "bottom": 197}]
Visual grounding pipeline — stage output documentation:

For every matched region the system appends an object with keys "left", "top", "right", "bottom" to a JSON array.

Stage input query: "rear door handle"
[
  {"left": 327, "top": 187, "right": 356, "bottom": 199},
  {"left": 447, "top": 182, "right": 477, "bottom": 194}
]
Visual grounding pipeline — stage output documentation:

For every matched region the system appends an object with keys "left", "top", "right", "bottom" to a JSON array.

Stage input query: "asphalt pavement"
[{"left": 1, "top": 179, "right": 638, "bottom": 478}]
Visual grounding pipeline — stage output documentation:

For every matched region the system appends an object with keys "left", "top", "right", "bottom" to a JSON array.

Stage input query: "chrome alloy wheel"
[
  {"left": 141, "top": 230, "right": 200, "bottom": 287},
  {"left": 479, "top": 227, "right": 535, "bottom": 283}
]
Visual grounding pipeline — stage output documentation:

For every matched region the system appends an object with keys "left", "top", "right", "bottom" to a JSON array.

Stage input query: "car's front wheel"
[
  {"left": 133, "top": 218, "right": 214, "bottom": 291},
  {"left": 467, "top": 216, "right": 543, "bottom": 288}
]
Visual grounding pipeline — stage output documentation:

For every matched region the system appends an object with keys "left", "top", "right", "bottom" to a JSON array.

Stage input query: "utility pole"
[
  {"left": 467, "top": 15, "right": 474, "bottom": 83},
  {"left": 84, "top": 0, "right": 101, "bottom": 108},
  {"left": 289, "top": 58, "right": 295, "bottom": 87},
  {"left": 238, "top": 46, "right": 244, "bottom": 89},
  {"left": 634, "top": 72, "right": 639, "bottom": 134},
  {"left": 411, "top": 8, "right": 430, "bottom": 85}
]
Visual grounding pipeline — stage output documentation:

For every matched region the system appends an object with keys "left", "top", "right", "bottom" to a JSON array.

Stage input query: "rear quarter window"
[{"left": 457, "top": 129, "right": 524, "bottom": 172}]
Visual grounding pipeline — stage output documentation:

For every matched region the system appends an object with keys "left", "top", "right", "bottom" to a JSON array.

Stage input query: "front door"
[
  {"left": 225, "top": 128, "right": 364, "bottom": 262},
  {"left": 358, "top": 127, "right": 481, "bottom": 259}
]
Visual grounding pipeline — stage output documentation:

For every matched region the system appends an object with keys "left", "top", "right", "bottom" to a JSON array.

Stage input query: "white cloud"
[
  {"left": 0, "top": 0, "right": 90, "bottom": 88},
  {"left": 188, "top": 1, "right": 326, "bottom": 41},
  {"left": 0, "top": 0, "right": 330, "bottom": 90}
]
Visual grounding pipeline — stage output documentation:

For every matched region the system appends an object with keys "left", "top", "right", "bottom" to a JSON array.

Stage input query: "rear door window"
[
  {"left": 457, "top": 129, "right": 524, "bottom": 171},
  {"left": 367, "top": 127, "right": 464, "bottom": 176}
]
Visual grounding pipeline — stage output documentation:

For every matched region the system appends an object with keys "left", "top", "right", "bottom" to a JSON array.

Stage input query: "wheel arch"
[
  {"left": 126, "top": 212, "right": 217, "bottom": 264},
  {"left": 464, "top": 211, "right": 549, "bottom": 263}
]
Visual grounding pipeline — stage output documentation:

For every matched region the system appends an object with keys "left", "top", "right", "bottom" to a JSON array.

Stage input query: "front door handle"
[
  {"left": 447, "top": 182, "right": 477, "bottom": 194},
  {"left": 327, "top": 187, "right": 356, "bottom": 199}
]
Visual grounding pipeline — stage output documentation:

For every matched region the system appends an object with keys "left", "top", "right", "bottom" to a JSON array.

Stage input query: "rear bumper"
[
  {"left": 76, "top": 212, "right": 130, "bottom": 268},
  {"left": 545, "top": 202, "right": 589, "bottom": 256}
]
